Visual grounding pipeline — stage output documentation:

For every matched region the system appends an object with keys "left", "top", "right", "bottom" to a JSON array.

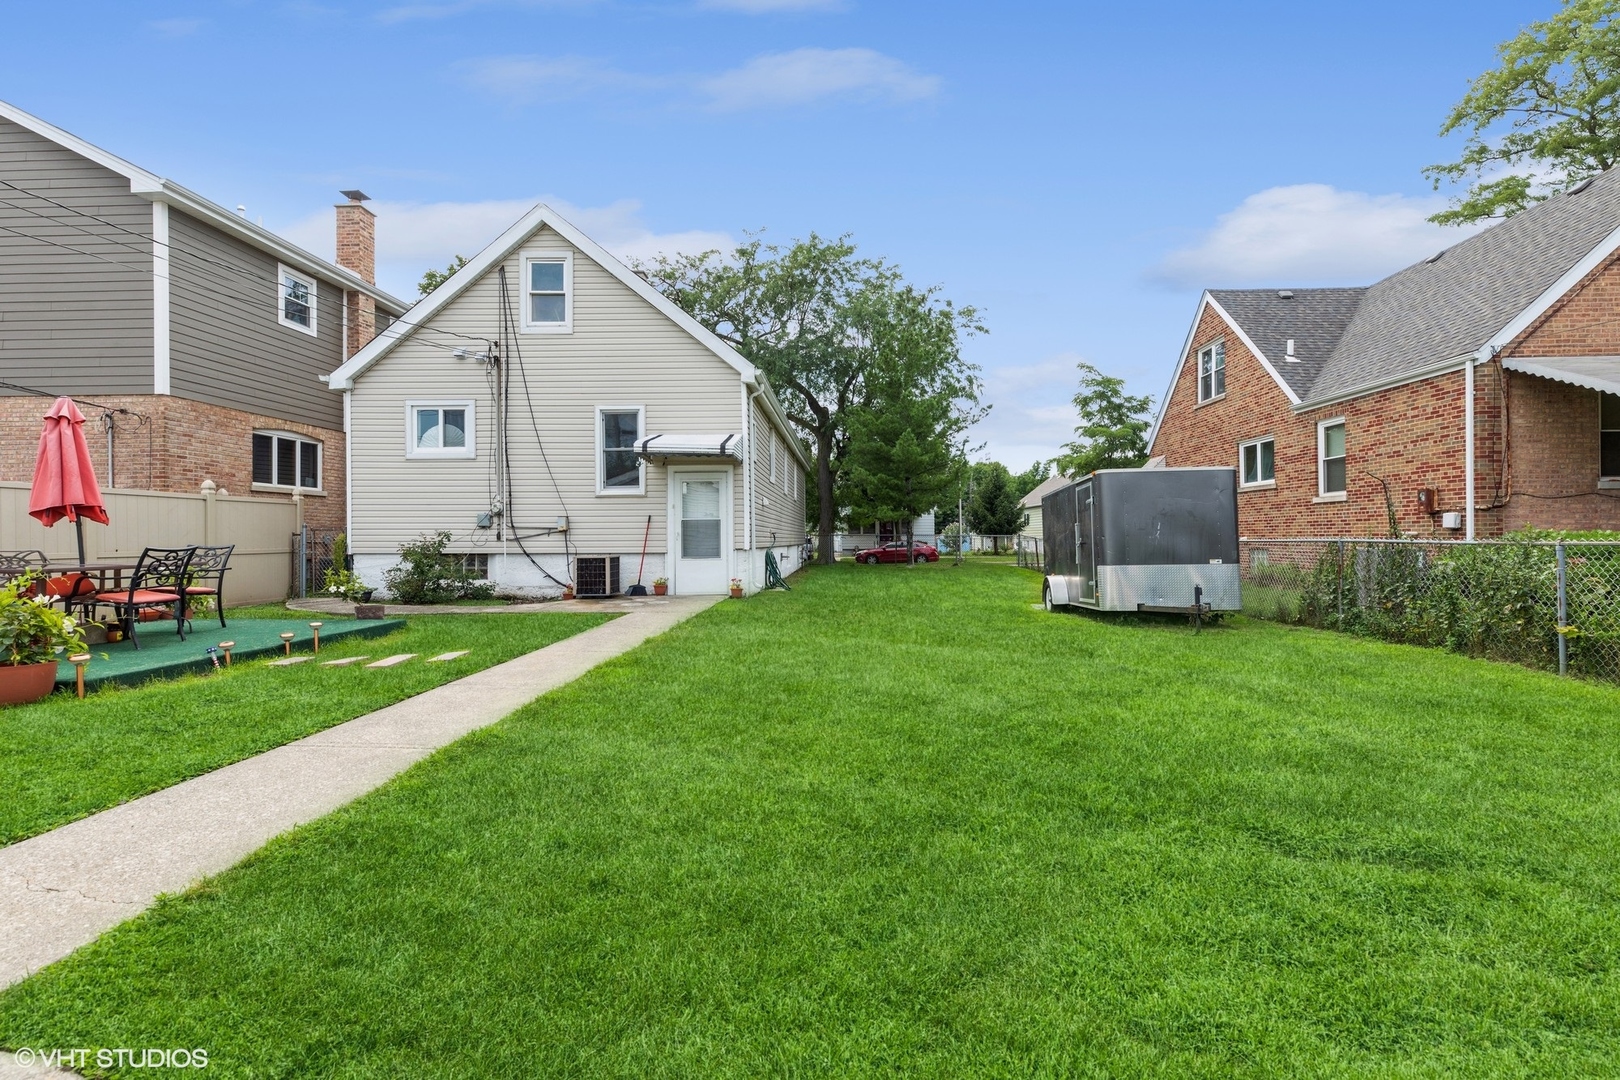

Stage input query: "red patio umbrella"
[{"left": 29, "top": 397, "right": 109, "bottom": 565}]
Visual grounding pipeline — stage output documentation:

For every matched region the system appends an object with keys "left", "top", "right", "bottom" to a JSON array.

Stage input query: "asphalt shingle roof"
[
  {"left": 1207, "top": 287, "right": 1366, "bottom": 400},
  {"left": 1207, "top": 168, "right": 1620, "bottom": 406}
]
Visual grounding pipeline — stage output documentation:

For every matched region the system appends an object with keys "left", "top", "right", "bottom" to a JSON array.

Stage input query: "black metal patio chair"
[
  {"left": 180, "top": 544, "right": 235, "bottom": 629},
  {"left": 0, "top": 550, "right": 48, "bottom": 582},
  {"left": 90, "top": 547, "right": 195, "bottom": 650}
]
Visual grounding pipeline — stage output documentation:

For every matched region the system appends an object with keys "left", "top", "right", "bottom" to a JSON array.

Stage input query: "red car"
[{"left": 853, "top": 541, "right": 939, "bottom": 564}]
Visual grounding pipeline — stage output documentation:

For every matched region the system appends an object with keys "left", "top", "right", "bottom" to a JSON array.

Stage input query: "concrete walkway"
[{"left": 0, "top": 595, "right": 720, "bottom": 1000}]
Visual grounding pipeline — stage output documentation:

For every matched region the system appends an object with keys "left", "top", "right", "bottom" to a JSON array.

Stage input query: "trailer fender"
[{"left": 1044, "top": 575, "right": 1070, "bottom": 609}]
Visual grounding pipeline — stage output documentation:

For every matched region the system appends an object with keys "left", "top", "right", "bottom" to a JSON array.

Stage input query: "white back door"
[{"left": 669, "top": 469, "right": 731, "bottom": 595}]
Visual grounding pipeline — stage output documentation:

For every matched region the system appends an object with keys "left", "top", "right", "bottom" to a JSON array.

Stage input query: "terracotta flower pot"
[
  {"left": 729, "top": 587, "right": 744, "bottom": 599},
  {"left": 0, "top": 660, "right": 58, "bottom": 706},
  {"left": 653, "top": 584, "right": 667, "bottom": 596}
]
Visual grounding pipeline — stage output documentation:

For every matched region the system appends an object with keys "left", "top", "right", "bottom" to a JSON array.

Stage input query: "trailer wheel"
[{"left": 1042, "top": 581, "right": 1056, "bottom": 612}]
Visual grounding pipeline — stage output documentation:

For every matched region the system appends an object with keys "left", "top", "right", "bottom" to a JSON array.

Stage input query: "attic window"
[
  {"left": 521, "top": 251, "right": 573, "bottom": 333},
  {"left": 1198, "top": 341, "right": 1226, "bottom": 402}
]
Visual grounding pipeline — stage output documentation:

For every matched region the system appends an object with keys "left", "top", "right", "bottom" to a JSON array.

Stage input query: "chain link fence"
[
  {"left": 1240, "top": 538, "right": 1620, "bottom": 684},
  {"left": 1015, "top": 534, "right": 1043, "bottom": 569},
  {"left": 291, "top": 527, "right": 344, "bottom": 599}
]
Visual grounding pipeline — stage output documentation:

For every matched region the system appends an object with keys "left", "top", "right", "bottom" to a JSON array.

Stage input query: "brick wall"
[
  {"left": 1504, "top": 248, "right": 1620, "bottom": 357},
  {"left": 1501, "top": 372, "right": 1620, "bottom": 530},
  {"left": 336, "top": 198, "right": 378, "bottom": 358},
  {"left": 1149, "top": 303, "right": 1508, "bottom": 537},
  {"left": 0, "top": 394, "right": 345, "bottom": 531}
]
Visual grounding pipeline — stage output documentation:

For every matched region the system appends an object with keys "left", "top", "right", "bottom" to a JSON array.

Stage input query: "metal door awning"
[
  {"left": 633, "top": 433, "right": 742, "bottom": 462},
  {"left": 1501, "top": 355, "right": 1620, "bottom": 397}
]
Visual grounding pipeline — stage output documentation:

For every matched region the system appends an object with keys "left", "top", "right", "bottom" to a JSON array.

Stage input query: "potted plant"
[
  {"left": 561, "top": 584, "right": 575, "bottom": 600},
  {"left": 729, "top": 577, "right": 744, "bottom": 599},
  {"left": 0, "top": 573, "right": 87, "bottom": 706},
  {"left": 653, "top": 577, "right": 668, "bottom": 596}
]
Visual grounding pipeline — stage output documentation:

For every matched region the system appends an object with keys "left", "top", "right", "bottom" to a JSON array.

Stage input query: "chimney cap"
[{"left": 340, "top": 189, "right": 370, "bottom": 203}]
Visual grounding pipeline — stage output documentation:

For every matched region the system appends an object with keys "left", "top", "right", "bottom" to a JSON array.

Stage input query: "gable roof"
[
  {"left": 0, "top": 98, "right": 407, "bottom": 313},
  {"left": 1020, "top": 473, "right": 1072, "bottom": 508},
  {"left": 327, "top": 202, "right": 812, "bottom": 472},
  {"left": 1168, "top": 168, "right": 1620, "bottom": 417}
]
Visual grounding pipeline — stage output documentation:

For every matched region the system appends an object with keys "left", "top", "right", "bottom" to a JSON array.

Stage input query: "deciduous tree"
[
  {"left": 640, "top": 235, "right": 982, "bottom": 563},
  {"left": 1425, "top": 0, "right": 1620, "bottom": 224},
  {"left": 1054, "top": 362, "right": 1153, "bottom": 477}
]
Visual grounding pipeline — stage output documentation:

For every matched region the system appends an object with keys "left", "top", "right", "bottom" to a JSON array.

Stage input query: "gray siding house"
[{"left": 0, "top": 99, "right": 407, "bottom": 530}]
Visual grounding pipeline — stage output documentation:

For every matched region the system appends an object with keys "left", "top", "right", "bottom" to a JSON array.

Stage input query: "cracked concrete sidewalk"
[{"left": 0, "top": 595, "right": 720, "bottom": 1003}]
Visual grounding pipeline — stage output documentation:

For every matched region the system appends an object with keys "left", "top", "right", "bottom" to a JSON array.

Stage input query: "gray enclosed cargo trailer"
[{"left": 1041, "top": 467, "right": 1240, "bottom": 613}]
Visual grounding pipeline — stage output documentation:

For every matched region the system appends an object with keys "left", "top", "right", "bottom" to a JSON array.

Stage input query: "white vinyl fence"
[{"left": 0, "top": 481, "right": 301, "bottom": 604}]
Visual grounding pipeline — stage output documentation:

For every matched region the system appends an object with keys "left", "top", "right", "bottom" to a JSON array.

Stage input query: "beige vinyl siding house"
[
  {"left": 1019, "top": 474, "right": 1072, "bottom": 539},
  {"left": 330, "top": 205, "right": 809, "bottom": 597}
]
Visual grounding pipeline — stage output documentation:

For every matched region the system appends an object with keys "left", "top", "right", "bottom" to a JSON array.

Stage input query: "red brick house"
[{"left": 1147, "top": 171, "right": 1620, "bottom": 540}]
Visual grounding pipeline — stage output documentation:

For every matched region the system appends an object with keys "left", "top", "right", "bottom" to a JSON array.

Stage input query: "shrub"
[
  {"left": 382, "top": 533, "right": 495, "bottom": 604},
  {"left": 0, "top": 573, "right": 87, "bottom": 665}
]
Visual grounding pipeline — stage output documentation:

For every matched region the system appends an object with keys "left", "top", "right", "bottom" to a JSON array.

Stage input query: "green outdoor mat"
[{"left": 55, "top": 618, "right": 406, "bottom": 692}]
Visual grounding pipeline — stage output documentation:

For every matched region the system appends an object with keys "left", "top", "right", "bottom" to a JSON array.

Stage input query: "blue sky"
[{"left": 2, "top": 0, "right": 1538, "bottom": 468}]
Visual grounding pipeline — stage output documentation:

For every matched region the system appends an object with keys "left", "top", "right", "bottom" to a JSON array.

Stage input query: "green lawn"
[
  {"left": 0, "top": 612, "right": 607, "bottom": 847},
  {"left": 4, "top": 562, "right": 1620, "bottom": 1076}
]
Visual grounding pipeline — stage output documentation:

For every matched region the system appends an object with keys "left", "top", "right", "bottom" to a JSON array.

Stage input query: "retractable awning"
[
  {"left": 1501, "top": 355, "right": 1620, "bottom": 397},
  {"left": 634, "top": 433, "right": 743, "bottom": 461}
]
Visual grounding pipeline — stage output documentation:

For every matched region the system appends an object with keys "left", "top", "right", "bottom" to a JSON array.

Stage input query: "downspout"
[
  {"left": 1464, "top": 358, "right": 1475, "bottom": 540},
  {"left": 747, "top": 381, "right": 769, "bottom": 592},
  {"left": 343, "top": 388, "right": 353, "bottom": 547}
]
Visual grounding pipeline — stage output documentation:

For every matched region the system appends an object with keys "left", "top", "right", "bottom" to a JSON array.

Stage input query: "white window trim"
[
  {"left": 1602, "top": 391, "right": 1620, "bottom": 480},
  {"left": 596, "top": 404, "right": 645, "bottom": 496},
  {"left": 520, "top": 250, "right": 574, "bottom": 334},
  {"left": 276, "top": 263, "right": 318, "bottom": 336},
  {"left": 252, "top": 429, "right": 324, "bottom": 493},
  {"left": 1238, "top": 435, "right": 1276, "bottom": 489},
  {"left": 1197, "top": 338, "right": 1226, "bottom": 404},
  {"left": 405, "top": 400, "right": 477, "bottom": 460},
  {"left": 1317, "top": 417, "right": 1347, "bottom": 497}
]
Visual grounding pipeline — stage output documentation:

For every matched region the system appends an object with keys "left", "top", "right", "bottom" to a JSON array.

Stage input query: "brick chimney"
[{"left": 336, "top": 190, "right": 376, "bottom": 356}]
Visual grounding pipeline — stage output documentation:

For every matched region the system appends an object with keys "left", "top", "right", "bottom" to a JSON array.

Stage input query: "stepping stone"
[
  {"left": 426, "top": 651, "right": 470, "bottom": 663},
  {"left": 321, "top": 656, "right": 370, "bottom": 666},
  {"left": 267, "top": 657, "right": 313, "bottom": 667},
  {"left": 366, "top": 654, "right": 417, "bottom": 669}
]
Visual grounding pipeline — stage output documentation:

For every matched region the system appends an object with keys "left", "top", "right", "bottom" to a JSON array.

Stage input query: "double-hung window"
[
  {"left": 406, "top": 401, "right": 476, "bottom": 459},
  {"left": 252, "top": 431, "right": 321, "bottom": 490},
  {"left": 598, "top": 406, "right": 644, "bottom": 494},
  {"left": 1602, "top": 392, "right": 1620, "bottom": 479},
  {"left": 1240, "top": 437, "right": 1275, "bottom": 487},
  {"left": 278, "top": 265, "right": 317, "bottom": 335},
  {"left": 1318, "top": 419, "right": 1346, "bottom": 497},
  {"left": 1197, "top": 340, "right": 1226, "bottom": 402},
  {"left": 522, "top": 252, "right": 572, "bottom": 332}
]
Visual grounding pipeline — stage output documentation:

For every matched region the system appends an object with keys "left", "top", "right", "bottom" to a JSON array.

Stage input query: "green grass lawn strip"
[
  {"left": 0, "top": 612, "right": 608, "bottom": 847},
  {"left": 3, "top": 564, "right": 1620, "bottom": 1076}
]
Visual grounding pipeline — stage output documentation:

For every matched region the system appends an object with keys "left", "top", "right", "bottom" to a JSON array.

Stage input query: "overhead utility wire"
[
  {"left": 0, "top": 188, "right": 482, "bottom": 350},
  {"left": 495, "top": 264, "right": 574, "bottom": 589},
  {"left": 0, "top": 216, "right": 481, "bottom": 358}
]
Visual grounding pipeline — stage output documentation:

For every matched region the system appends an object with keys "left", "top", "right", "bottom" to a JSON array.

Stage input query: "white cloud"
[
  {"left": 700, "top": 47, "right": 940, "bottom": 111},
  {"left": 1154, "top": 183, "right": 1487, "bottom": 288},
  {"left": 377, "top": 0, "right": 592, "bottom": 23},
  {"left": 454, "top": 55, "right": 659, "bottom": 104},
  {"left": 280, "top": 197, "right": 732, "bottom": 299},
  {"left": 698, "top": 0, "right": 845, "bottom": 10},
  {"left": 966, "top": 355, "right": 1086, "bottom": 472}
]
